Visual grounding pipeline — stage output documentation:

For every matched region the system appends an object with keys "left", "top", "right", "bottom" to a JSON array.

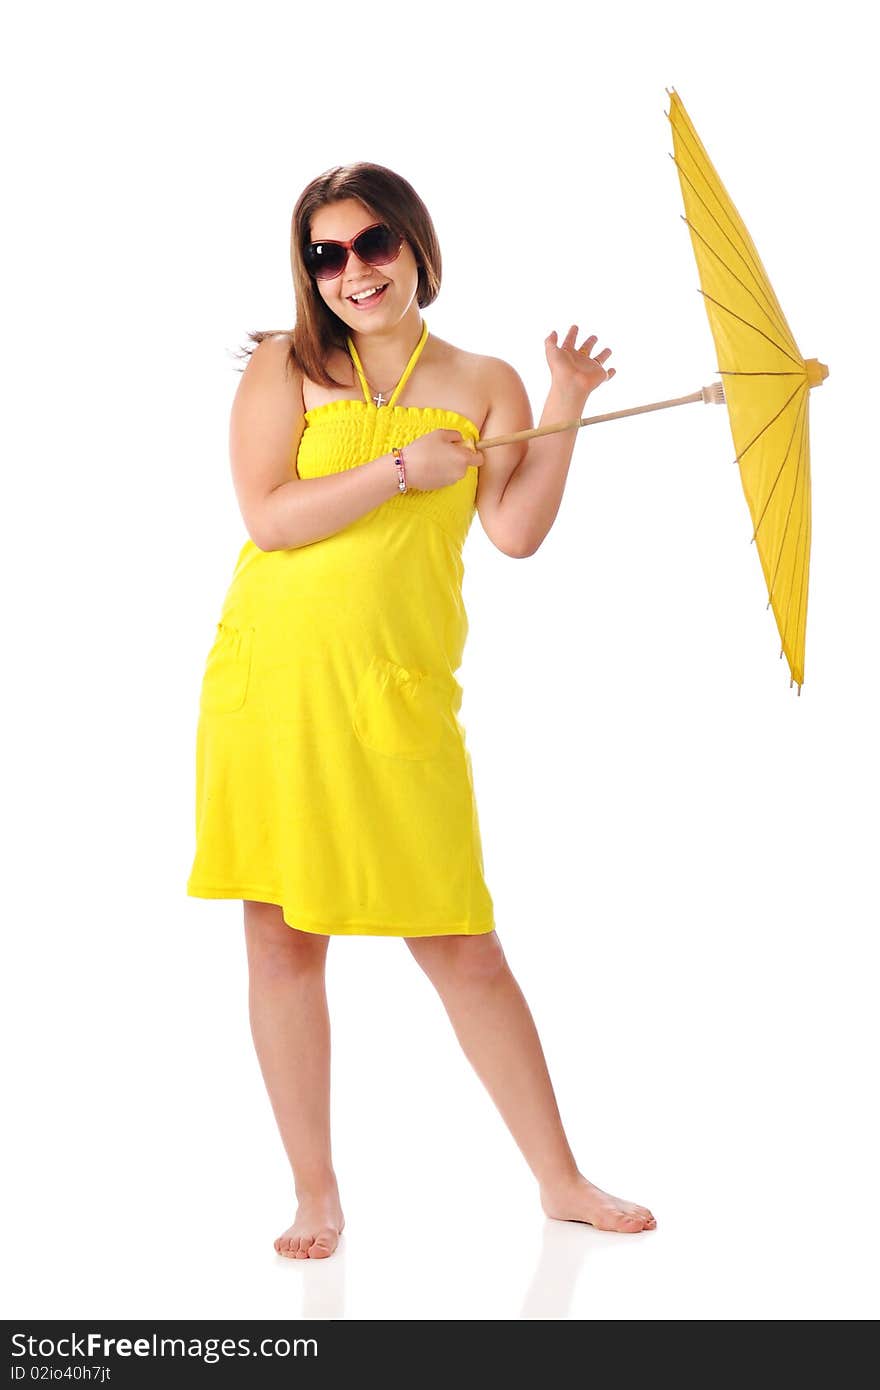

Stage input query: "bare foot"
[
  {"left": 540, "top": 1172, "right": 656, "bottom": 1233},
  {"left": 274, "top": 1193, "right": 345, "bottom": 1260}
]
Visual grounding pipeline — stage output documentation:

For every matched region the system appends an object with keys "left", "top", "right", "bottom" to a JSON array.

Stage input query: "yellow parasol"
[
  {"left": 666, "top": 87, "right": 827, "bottom": 694},
  {"left": 471, "top": 90, "right": 827, "bottom": 694}
]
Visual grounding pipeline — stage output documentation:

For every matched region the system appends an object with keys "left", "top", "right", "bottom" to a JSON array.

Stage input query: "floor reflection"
[
  {"left": 519, "top": 1219, "right": 597, "bottom": 1320},
  {"left": 272, "top": 1216, "right": 627, "bottom": 1321}
]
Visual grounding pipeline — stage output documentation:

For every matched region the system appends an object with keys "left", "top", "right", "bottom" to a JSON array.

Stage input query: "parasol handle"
[{"left": 465, "top": 384, "right": 724, "bottom": 452}]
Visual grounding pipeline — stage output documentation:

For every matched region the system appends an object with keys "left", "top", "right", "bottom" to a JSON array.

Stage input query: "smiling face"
[{"left": 308, "top": 198, "right": 420, "bottom": 334}]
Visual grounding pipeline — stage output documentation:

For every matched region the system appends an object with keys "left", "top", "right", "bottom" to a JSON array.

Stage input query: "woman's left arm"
[{"left": 475, "top": 325, "right": 615, "bottom": 557}]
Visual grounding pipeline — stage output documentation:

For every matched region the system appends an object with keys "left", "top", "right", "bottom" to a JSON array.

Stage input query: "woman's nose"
[{"left": 343, "top": 249, "right": 375, "bottom": 281}]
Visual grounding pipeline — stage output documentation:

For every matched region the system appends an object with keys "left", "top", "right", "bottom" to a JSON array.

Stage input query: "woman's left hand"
[{"left": 545, "top": 325, "right": 615, "bottom": 400}]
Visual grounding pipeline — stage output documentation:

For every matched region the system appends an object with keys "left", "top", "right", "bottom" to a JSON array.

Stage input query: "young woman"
[{"left": 187, "top": 162, "right": 656, "bottom": 1259}]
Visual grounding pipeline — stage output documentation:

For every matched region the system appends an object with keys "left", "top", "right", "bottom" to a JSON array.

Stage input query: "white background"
[{"left": 3, "top": 0, "right": 876, "bottom": 1322}]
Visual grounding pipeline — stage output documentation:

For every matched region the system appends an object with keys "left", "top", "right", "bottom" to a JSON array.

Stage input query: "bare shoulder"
[
  {"left": 247, "top": 331, "right": 298, "bottom": 378},
  {"left": 235, "top": 333, "right": 303, "bottom": 418},
  {"left": 426, "top": 335, "right": 525, "bottom": 430},
  {"left": 429, "top": 334, "right": 516, "bottom": 385},
  {"left": 463, "top": 348, "right": 530, "bottom": 425},
  {"left": 478, "top": 353, "right": 528, "bottom": 400}
]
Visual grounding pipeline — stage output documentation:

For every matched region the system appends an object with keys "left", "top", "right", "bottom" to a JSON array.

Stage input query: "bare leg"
[
  {"left": 406, "top": 931, "right": 655, "bottom": 1233},
  {"left": 244, "top": 901, "right": 345, "bottom": 1259}
]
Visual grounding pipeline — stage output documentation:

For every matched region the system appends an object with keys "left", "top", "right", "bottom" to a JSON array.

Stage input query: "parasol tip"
[{"left": 805, "top": 358, "right": 829, "bottom": 387}]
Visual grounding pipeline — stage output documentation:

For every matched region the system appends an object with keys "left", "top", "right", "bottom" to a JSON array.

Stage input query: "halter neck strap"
[{"left": 346, "top": 320, "right": 430, "bottom": 408}]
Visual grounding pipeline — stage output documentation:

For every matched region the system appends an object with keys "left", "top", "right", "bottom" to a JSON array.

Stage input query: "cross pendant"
[{"left": 372, "top": 391, "right": 386, "bottom": 407}]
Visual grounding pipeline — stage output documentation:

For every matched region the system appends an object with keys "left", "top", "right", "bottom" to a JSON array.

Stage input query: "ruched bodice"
[{"left": 299, "top": 398, "right": 481, "bottom": 545}]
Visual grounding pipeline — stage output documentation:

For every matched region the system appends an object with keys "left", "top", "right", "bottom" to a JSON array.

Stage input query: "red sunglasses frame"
[{"left": 304, "top": 222, "right": 403, "bottom": 281}]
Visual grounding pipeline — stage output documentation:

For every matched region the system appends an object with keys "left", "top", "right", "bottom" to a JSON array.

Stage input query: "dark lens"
[
  {"left": 353, "top": 223, "right": 402, "bottom": 266},
  {"left": 304, "top": 241, "right": 347, "bottom": 280}
]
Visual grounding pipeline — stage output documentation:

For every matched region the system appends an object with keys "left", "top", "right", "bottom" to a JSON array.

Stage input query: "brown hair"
[{"left": 236, "top": 162, "right": 442, "bottom": 388}]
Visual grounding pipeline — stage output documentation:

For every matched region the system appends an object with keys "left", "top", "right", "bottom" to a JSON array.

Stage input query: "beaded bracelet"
[{"left": 391, "top": 446, "right": 407, "bottom": 493}]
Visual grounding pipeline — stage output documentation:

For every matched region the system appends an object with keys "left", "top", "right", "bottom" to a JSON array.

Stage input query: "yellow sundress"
[{"left": 186, "top": 322, "right": 496, "bottom": 937}]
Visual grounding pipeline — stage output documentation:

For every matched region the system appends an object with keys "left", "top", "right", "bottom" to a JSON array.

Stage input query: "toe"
[{"left": 310, "top": 1229, "right": 337, "bottom": 1258}]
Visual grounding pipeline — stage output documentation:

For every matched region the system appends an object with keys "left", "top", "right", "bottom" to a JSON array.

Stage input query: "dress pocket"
[
  {"left": 199, "top": 622, "right": 255, "bottom": 715},
  {"left": 352, "top": 655, "right": 455, "bottom": 760}
]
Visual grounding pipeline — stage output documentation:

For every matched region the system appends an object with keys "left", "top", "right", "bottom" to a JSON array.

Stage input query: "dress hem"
[{"left": 186, "top": 882, "right": 496, "bottom": 938}]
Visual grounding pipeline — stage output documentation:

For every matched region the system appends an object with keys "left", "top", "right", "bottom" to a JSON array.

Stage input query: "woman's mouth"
[{"left": 347, "top": 283, "right": 389, "bottom": 310}]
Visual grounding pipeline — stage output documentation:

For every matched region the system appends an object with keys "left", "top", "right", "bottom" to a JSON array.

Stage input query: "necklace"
[
  {"left": 359, "top": 365, "right": 396, "bottom": 407},
  {"left": 367, "top": 383, "right": 393, "bottom": 408},
  {"left": 346, "top": 323, "right": 430, "bottom": 412}
]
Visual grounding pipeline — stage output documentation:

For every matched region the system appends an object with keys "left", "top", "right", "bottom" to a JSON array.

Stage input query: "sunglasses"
[{"left": 303, "top": 222, "right": 404, "bottom": 281}]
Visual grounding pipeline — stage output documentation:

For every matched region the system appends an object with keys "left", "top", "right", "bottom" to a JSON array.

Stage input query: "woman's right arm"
[{"left": 230, "top": 334, "right": 405, "bottom": 552}]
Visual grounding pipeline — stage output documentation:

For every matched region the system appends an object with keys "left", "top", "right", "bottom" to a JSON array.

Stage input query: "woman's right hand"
[{"left": 397, "top": 429, "right": 484, "bottom": 491}]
